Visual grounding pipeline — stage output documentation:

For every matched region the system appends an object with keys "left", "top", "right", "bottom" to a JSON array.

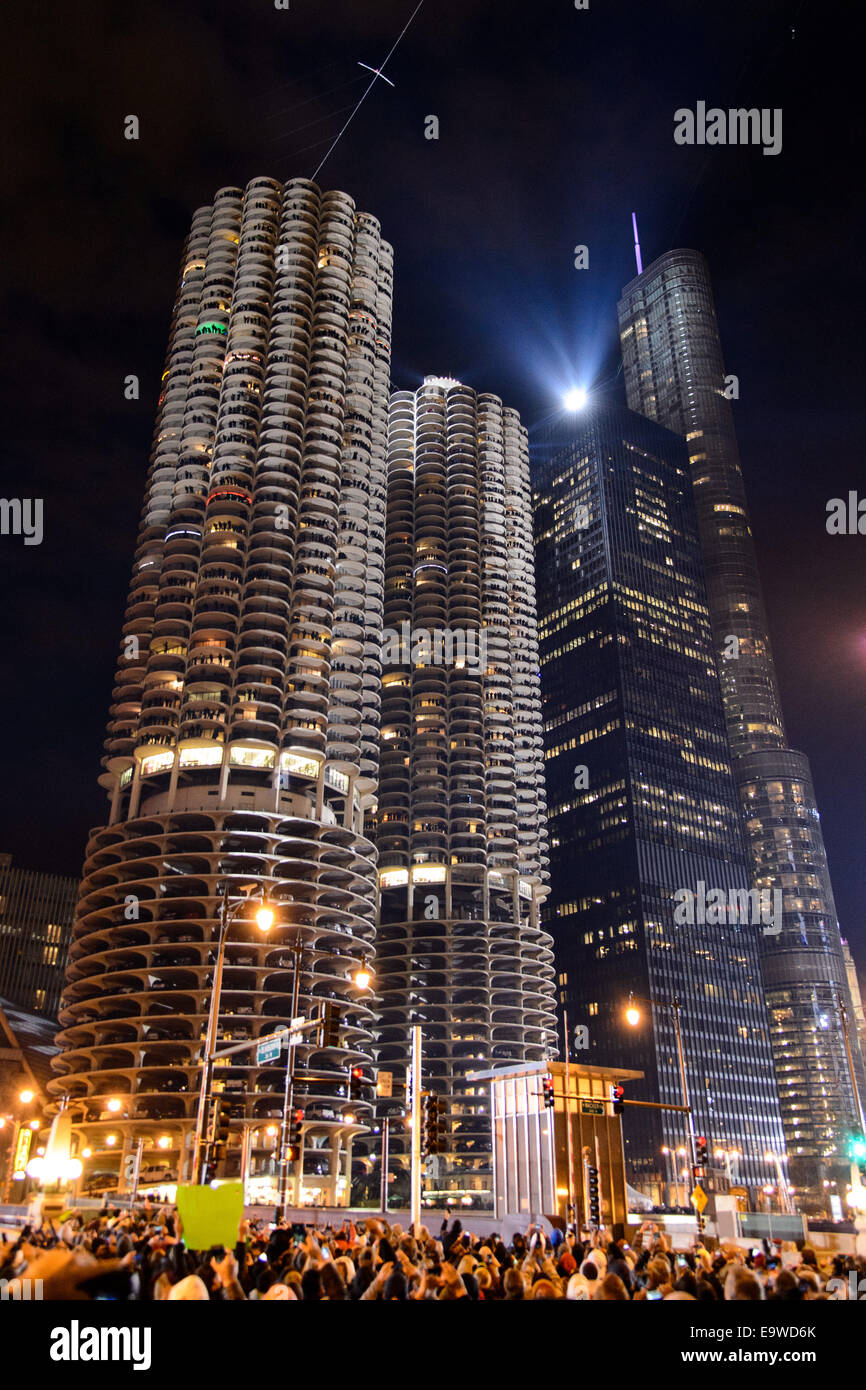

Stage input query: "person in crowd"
[{"left": 2, "top": 1207, "right": 858, "bottom": 1304}]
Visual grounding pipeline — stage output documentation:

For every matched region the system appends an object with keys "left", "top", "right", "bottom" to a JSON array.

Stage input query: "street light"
[
  {"left": 255, "top": 904, "right": 275, "bottom": 932},
  {"left": 19, "top": 1090, "right": 35, "bottom": 1105},
  {"left": 192, "top": 882, "right": 275, "bottom": 1183},
  {"left": 626, "top": 991, "right": 702, "bottom": 1230}
]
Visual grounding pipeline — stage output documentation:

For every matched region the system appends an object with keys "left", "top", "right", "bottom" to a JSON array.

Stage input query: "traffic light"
[
  {"left": 321, "top": 1001, "right": 340, "bottom": 1048},
  {"left": 422, "top": 1092, "right": 443, "bottom": 1157},
  {"left": 848, "top": 1133, "right": 866, "bottom": 1178},
  {"left": 349, "top": 1066, "right": 365, "bottom": 1102},
  {"left": 213, "top": 1096, "right": 231, "bottom": 1163},
  {"left": 542, "top": 1075, "right": 555, "bottom": 1109},
  {"left": 695, "top": 1136, "right": 708, "bottom": 1167},
  {"left": 610, "top": 1083, "right": 625, "bottom": 1116},
  {"left": 587, "top": 1165, "right": 600, "bottom": 1225},
  {"left": 287, "top": 1107, "right": 304, "bottom": 1162}
]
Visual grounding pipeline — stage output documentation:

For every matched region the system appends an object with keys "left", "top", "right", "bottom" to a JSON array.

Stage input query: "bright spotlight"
[{"left": 563, "top": 387, "right": 588, "bottom": 411}]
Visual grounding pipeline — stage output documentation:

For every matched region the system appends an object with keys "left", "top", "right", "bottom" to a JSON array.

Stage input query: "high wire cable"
[{"left": 311, "top": 0, "right": 425, "bottom": 181}]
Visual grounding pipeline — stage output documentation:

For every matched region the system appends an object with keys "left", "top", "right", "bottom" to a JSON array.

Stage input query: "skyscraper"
[
  {"left": 533, "top": 403, "right": 786, "bottom": 1198},
  {"left": 49, "top": 177, "right": 393, "bottom": 1204},
  {"left": 372, "top": 376, "right": 557, "bottom": 1207},
  {"left": 0, "top": 853, "right": 77, "bottom": 1017},
  {"left": 618, "top": 250, "right": 865, "bottom": 1199}
]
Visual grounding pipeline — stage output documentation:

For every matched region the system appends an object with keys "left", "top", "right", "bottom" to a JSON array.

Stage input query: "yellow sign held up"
[
  {"left": 691, "top": 1184, "right": 708, "bottom": 1214},
  {"left": 176, "top": 1182, "right": 244, "bottom": 1251}
]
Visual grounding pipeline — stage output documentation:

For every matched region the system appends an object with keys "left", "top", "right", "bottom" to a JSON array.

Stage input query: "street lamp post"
[
  {"left": 192, "top": 882, "right": 273, "bottom": 1185},
  {"left": 626, "top": 992, "right": 701, "bottom": 1232},
  {"left": 275, "top": 930, "right": 304, "bottom": 1222},
  {"left": 2, "top": 1089, "right": 40, "bottom": 1203}
]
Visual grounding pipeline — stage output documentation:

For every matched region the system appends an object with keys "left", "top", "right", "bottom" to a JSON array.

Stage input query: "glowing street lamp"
[
  {"left": 563, "top": 387, "right": 588, "bottom": 411},
  {"left": 192, "top": 881, "right": 275, "bottom": 1183},
  {"left": 19, "top": 1089, "right": 35, "bottom": 1105},
  {"left": 255, "top": 904, "right": 275, "bottom": 932}
]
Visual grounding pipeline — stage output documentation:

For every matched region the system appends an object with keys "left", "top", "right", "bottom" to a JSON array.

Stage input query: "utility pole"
[
  {"left": 410, "top": 1025, "right": 422, "bottom": 1235},
  {"left": 193, "top": 882, "right": 231, "bottom": 1183},
  {"left": 562, "top": 1008, "right": 576, "bottom": 1227},
  {"left": 380, "top": 1116, "right": 390, "bottom": 1214},
  {"left": 129, "top": 1137, "right": 144, "bottom": 1204}
]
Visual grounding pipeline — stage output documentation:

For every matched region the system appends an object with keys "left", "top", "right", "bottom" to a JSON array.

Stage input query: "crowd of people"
[{"left": 2, "top": 1205, "right": 863, "bottom": 1301}]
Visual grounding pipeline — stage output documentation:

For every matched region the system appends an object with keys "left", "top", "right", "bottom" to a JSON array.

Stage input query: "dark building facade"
[
  {"left": 0, "top": 853, "right": 77, "bottom": 1018},
  {"left": 532, "top": 404, "right": 786, "bottom": 1200},
  {"left": 618, "top": 250, "right": 865, "bottom": 1201}
]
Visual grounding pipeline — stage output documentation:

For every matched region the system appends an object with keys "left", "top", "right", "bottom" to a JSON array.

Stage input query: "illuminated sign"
[
  {"left": 379, "top": 869, "right": 409, "bottom": 889},
  {"left": 229, "top": 745, "right": 275, "bottom": 770},
  {"left": 411, "top": 865, "right": 446, "bottom": 885},
  {"left": 179, "top": 745, "right": 223, "bottom": 768},
  {"left": 13, "top": 1126, "right": 32, "bottom": 1178},
  {"left": 195, "top": 321, "right": 228, "bottom": 336},
  {"left": 518, "top": 879, "right": 533, "bottom": 900},
  {"left": 140, "top": 751, "right": 174, "bottom": 777}
]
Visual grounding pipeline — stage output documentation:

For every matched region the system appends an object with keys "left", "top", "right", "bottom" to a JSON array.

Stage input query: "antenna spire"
[{"left": 631, "top": 212, "right": 643, "bottom": 275}]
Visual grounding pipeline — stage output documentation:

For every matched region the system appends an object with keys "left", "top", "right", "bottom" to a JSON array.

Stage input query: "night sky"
[{"left": 2, "top": 1, "right": 863, "bottom": 965}]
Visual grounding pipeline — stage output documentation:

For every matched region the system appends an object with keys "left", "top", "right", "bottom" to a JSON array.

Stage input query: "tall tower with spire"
[{"left": 618, "top": 247, "right": 865, "bottom": 1201}]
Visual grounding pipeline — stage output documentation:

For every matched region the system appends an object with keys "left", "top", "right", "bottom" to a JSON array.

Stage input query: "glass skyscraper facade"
[
  {"left": 533, "top": 404, "right": 785, "bottom": 1199},
  {"left": 0, "top": 853, "right": 77, "bottom": 1018},
  {"left": 618, "top": 250, "right": 865, "bottom": 1201}
]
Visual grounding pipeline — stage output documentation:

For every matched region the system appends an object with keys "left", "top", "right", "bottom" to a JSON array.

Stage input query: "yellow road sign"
[{"left": 691, "top": 1184, "right": 708, "bottom": 1214}]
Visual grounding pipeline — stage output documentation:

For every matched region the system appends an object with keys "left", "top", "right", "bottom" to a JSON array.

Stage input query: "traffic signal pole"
[
  {"left": 562, "top": 1009, "right": 576, "bottom": 1228},
  {"left": 276, "top": 933, "right": 304, "bottom": 1221},
  {"left": 410, "top": 1025, "right": 422, "bottom": 1235},
  {"left": 380, "top": 1116, "right": 390, "bottom": 1213},
  {"left": 671, "top": 997, "right": 703, "bottom": 1237}
]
